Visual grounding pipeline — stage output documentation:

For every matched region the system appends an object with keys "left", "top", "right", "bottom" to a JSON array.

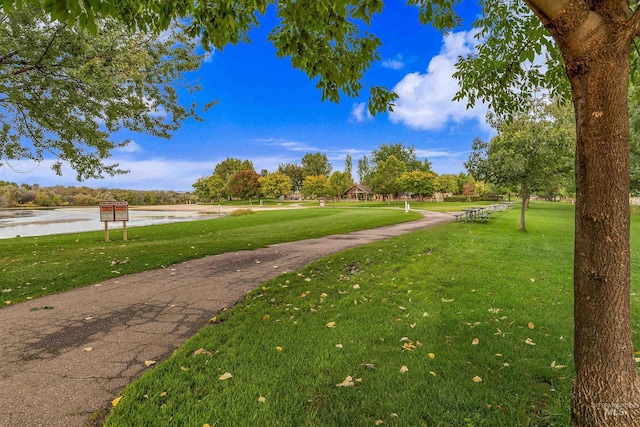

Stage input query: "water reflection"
[{"left": 0, "top": 208, "right": 212, "bottom": 239}]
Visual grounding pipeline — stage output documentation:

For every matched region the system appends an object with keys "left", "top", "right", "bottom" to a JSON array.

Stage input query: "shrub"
[{"left": 229, "top": 208, "right": 253, "bottom": 217}]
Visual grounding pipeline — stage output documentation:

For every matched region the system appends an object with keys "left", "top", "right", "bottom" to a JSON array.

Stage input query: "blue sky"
[{"left": 1, "top": 1, "right": 493, "bottom": 192}]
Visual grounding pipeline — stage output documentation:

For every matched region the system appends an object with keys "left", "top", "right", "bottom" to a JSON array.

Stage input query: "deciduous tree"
[
  {"left": 227, "top": 169, "right": 261, "bottom": 203},
  {"left": 277, "top": 163, "right": 304, "bottom": 193},
  {"left": 301, "top": 175, "right": 330, "bottom": 199},
  {"left": 259, "top": 171, "right": 292, "bottom": 199},
  {"left": 0, "top": 5, "right": 204, "bottom": 180},
  {"left": 465, "top": 100, "right": 574, "bottom": 231},
  {"left": 369, "top": 155, "right": 406, "bottom": 200},
  {"left": 301, "top": 152, "right": 332, "bottom": 177}
]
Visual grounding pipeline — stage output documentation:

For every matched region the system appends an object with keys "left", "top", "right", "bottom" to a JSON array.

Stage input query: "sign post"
[{"left": 99, "top": 201, "right": 129, "bottom": 242}]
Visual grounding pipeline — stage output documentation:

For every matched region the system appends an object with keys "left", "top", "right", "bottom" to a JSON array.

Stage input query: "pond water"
[{"left": 0, "top": 208, "right": 215, "bottom": 239}]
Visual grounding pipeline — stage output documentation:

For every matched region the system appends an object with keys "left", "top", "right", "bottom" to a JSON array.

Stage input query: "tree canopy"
[{"left": 0, "top": 5, "right": 205, "bottom": 180}]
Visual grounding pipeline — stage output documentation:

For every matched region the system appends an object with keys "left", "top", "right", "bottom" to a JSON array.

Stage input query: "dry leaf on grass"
[
  {"left": 524, "top": 338, "right": 536, "bottom": 345},
  {"left": 402, "top": 342, "right": 416, "bottom": 351},
  {"left": 399, "top": 365, "right": 409, "bottom": 373},
  {"left": 428, "top": 353, "right": 436, "bottom": 359},
  {"left": 326, "top": 321, "right": 336, "bottom": 328},
  {"left": 111, "top": 396, "right": 122, "bottom": 407},
  {"left": 336, "top": 376, "right": 355, "bottom": 387},
  {"left": 472, "top": 338, "right": 479, "bottom": 345},
  {"left": 159, "top": 391, "right": 167, "bottom": 397},
  {"left": 219, "top": 372, "right": 232, "bottom": 380},
  {"left": 258, "top": 395, "right": 266, "bottom": 403},
  {"left": 192, "top": 348, "right": 213, "bottom": 356},
  {"left": 144, "top": 360, "right": 156, "bottom": 367},
  {"left": 276, "top": 346, "right": 283, "bottom": 352},
  {"left": 528, "top": 322, "right": 535, "bottom": 329},
  {"left": 472, "top": 375, "right": 482, "bottom": 383}
]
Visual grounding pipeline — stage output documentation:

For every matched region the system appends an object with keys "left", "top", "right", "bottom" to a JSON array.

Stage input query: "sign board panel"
[
  {"left": 99, "top": 201, "right": 129, "bottom": 222},
  {"left": 114, "top": 205, "right": 129, "bottom": 221}
]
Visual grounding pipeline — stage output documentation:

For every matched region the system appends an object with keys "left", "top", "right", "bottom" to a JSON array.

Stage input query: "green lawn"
[
  {"left": 0, "top": 207, "right": 420, "bottom": 305},
  {"left": 105, "top": 202, "right": 638, "bottom": 426}
]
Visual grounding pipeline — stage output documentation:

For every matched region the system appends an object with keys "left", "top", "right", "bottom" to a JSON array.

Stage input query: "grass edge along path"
[
  {"left": 1, "top": 208, "right": 421, "bottom": 306},
  {"left": 105, "top": 202, "right": 635, "bottom": 426}
]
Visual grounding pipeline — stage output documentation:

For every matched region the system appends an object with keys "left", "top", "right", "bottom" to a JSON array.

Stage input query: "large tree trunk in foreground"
[
  {"left": 569, "top": 46, "right": 640, "bottom": 424},
  {"left": 526, "top": 1, "right": 640, "bottom": 425}
]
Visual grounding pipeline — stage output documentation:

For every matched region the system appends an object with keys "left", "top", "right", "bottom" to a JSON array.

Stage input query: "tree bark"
[
  {"left": 525, "top": 1, "right": 640, "bottom": 425},
  {"left": 520, "top": 182, "right": 528, "bottom": 232},
  {"left": 569, "top": 44, "right": 640, "bottom": 425}
]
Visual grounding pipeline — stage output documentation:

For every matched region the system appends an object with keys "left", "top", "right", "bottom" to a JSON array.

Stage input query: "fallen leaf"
[
  {"left": 551, "top": 361, "right": 567, "bottom": 369},
  {"left": 180, "top": 366, "right": 189, "bottom": 371},
  {"left": 276, "top": 346, "right": 283, "bottom": 352},
  {"left": 402, "top": 342, "right": 416, "bottom": 351},
  {"left": 263, "top": 314, "right": 270, "bottom": 321},
  {"left": 144, "top": 360, "right": 156, "bottom": 367},
  {"left": 428, "top": 353, "right": 436, "bottom": 359},
  {"left": 111, "top": 396, "right": 122, "bottom": 407},
  {"left": 362, "top": 363, "right": 376, "bottom": 370},
  {"left": 326, "top": 321, "right": 336, "bottom": 328},
  {"left": 441, "top": 298, "right": 454, "bottom": 303},
  {"left": 160, "top": 391, "right": 167, "bottom": 397},
  {"left": 204, "top": 424, "right": 211, "bottom": 427},
  {"left": 400, "top": 337, "right": 409, "bottom": 342},
  {"left": 472, "top": 375, "right": 482, "bottom": 383},
  {"left": 335, "top": 343, "right": 343, "bottom": 349},
  {"left": 530, "top": 278, "right": 535, "bottom": 282},
  {"left": 528, "top": 322, "right": 535, "bottom": 329},
  {"left": 472, "top": 338, "right": 479, "bottom": 345},
  {"left": 429, "top": 371, "right": 436, "bottom": 376},
  {"left": 258, "top": 395, "right": 266, "bottom": 403},
  {"left": 375, "top": 420, "right": 384, "bottom": 425},
  {"left": 83, "top": 347, "right": 93, "bottom": 352},
  {"left": 352, "top": 284, "right": 360, "bottom": 290},
  {"left": 399, "top": 365, "right": 409, "bottom": 373},
  {"left": 219, "top": 372, "right": 233, "bottom": 380},
  {"left": 192, "top": 348, "right": 212, "bottom": 356},
  {"left": 209, "top": 316, "right": 219, "bottom": 323},
  {"left": 398, "top": 306, "right": 406, "bottom": 311},
  {"left": 336, "top": 375, "right": 355, "bottom": 387},
  {"left": 410, "top": 322, "right": 417, "bottom": 328},
  {"left": 525, "top": 338, "right": 536, "bottom": 346}
]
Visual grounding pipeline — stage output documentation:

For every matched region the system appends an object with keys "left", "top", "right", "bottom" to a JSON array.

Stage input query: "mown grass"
[
  {"left": 106, "top": 202, "right": 639, "bottom": 426},
  {"left": 0, "top": 208, "right": 420, "bottom": 305}
]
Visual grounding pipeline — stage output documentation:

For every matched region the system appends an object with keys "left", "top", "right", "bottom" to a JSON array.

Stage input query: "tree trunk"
[
  {"left": 568, "top": 30, "right": 640, "bottom": 426},
  {"left": 520, "top": 182, "right": 528, "bottom": 231}
]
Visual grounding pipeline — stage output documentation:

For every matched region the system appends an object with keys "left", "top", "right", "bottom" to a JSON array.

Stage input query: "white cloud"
[
  {"left": 115, "top": 140, "right": 143, "bottom": 154},
  {"left": 253, "top": 138, "right": 318, "bottom": 152},
  {"left": 349, "top": 102, "right": 373, "bottom": 123},
  {"left": 389, "top": 30, "right": 489, "bottom": 131},
  {"left": 382, "top": 55, "right": 405, "bottom": 70}
]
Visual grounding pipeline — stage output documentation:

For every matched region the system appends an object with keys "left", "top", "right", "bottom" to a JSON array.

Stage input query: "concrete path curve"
[{"left": 0, "top": 211, "right": 453, "bottom": 427}]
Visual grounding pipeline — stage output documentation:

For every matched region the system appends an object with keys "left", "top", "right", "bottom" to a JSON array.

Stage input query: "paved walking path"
[{"left": 0, "top": 211, "right": 453, "bottom": 427}]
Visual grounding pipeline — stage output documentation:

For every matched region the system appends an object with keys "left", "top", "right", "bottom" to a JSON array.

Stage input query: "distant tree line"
[
  {"left": 0, "top": 182, "right": 192, "bottom": 208},
  {"left": 192, "top": 143, "right": 484, "bottom": 202}
]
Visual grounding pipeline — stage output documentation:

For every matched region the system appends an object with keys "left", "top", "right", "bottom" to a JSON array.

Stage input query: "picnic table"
[{"left": 461, "top": 208, "right": 481, "bottom": 222}]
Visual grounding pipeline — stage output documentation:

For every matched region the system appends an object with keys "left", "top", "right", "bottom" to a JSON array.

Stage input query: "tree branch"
[{"left": 627, "top": 5, "right": 640, "bottom": 37}]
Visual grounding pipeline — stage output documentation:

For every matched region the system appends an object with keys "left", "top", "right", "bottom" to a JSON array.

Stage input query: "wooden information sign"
[{"left": 99, "top": 201, "right": 129, "bottom": 241}]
